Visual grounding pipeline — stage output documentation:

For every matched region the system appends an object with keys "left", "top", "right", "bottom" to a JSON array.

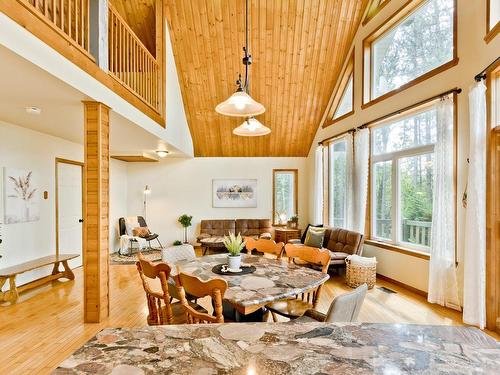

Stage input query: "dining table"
[
  {"left": 54, "top": 322, "right": 500, "bottom": 374},
  {"left": 175, "top": 253, "right": 330, "bottom": 316}
]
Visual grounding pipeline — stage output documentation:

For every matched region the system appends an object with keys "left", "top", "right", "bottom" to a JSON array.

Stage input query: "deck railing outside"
[
  {"left": 18, "top": 0, "right": 90, "bottom": 54},
  {"left": 108, "top": 4, "right": 161, "bottom": 113},
  {"left": 374, "top": 218, "right": 431, "bottom": 249}
]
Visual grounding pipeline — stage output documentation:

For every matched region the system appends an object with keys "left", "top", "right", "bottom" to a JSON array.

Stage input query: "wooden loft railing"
[
  {"left": 1, "top": 0, "right": 166, "bottom": 125},
  {"left": 17, "top": 0, "right": 91, "bottom": 58},
  {"left": 108, "top": 4, "right": 161, "bottom": 113}
]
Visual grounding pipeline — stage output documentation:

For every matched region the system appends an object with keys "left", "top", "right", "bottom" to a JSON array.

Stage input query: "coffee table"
[{"left": 199, "top": 237, "right": 226, "bottom": 255}]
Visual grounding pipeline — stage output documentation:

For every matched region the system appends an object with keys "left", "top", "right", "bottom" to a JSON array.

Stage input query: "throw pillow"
[
  {"left": 304, "top": 227, "right": 326, "bottom": 248},
  {"left": 132, "top": 227, "right": 150, "bottom": 238},
  {"left": 301, "top": 224, "right": 324, "bottom": 243}
]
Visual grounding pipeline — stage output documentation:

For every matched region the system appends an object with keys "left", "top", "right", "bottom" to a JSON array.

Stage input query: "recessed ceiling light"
[
  {"left": 156, "top": 150, "right": 169, "bottom": 158},
  {"left": 25, "top": 106, "right": 41, "bottom": 115}
]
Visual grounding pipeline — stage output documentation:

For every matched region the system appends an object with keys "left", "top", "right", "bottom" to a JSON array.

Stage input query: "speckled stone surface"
[
  {"left": 54, "top": 322, "right": 500, "bottom": 374},
  {"left": 175, "top": 254, "right": 330, "bottom": 307}
]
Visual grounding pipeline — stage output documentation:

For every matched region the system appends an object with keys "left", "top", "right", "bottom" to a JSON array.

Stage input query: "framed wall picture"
[
  {"left": 3, "top": 168, "right": 40, "bottom": 224},
  {"left": 212, "top": 179, "right": 257, "bottom": 208}
]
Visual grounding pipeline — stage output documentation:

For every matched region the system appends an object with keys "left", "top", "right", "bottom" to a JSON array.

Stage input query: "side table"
[{"left": 274, "top": 228, "right": 302, "bottom": 243}]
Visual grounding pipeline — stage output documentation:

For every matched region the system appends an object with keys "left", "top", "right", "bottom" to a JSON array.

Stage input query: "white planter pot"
[{"left": 227, "top": 254, "right": 241, "bottom": 271}]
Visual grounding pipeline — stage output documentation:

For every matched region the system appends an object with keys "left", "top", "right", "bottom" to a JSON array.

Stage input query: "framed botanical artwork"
[
  {"left": 3, "top": 168, "right": 40, "bottom": 224},
  {"left": 212, "top": 179, "right": 257, "bottom": 208}
]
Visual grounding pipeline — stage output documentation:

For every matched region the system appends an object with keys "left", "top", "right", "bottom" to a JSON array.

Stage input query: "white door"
[{"left": 57, "top": 162, "right": 83, "bottom": 269}]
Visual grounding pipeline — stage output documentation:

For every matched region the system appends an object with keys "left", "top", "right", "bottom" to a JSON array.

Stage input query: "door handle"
[{"left": 79, "top": 219, "right": 84, "bottom": 223}]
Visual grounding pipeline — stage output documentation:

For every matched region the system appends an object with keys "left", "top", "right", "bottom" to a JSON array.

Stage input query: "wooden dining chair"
[
  {"left": 136, "top": 253, "right": 205, "bottom": 325},
  {"left": 244, "top": 237, "right": 285, "bottom": 259},
  {"left": 176, "top": 272, "right": 228, "bottom": 324},
  {"left": 265, "top": 244, "right": 331, "bottom": 321}
]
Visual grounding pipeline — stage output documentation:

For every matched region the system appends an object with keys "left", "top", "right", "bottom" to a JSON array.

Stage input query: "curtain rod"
[
  {"left": 475, "top": 56, "right": 500, "bottom": 82},
  {"left": 318, "top": 87, "right": 461, "bottom": 146}
]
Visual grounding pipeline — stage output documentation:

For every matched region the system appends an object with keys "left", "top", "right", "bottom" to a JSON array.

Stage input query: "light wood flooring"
[{"left": 0, "top": 263, "right": 497, "bottom": 375}]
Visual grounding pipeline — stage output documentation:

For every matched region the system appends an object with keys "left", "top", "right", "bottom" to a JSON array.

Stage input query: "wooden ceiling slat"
[{"left": 165, "top": 0, "right": 368, "bottom": 157}]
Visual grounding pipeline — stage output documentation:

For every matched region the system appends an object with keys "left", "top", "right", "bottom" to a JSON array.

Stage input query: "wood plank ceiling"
[{"left": 166, "top": 0, "right": 369, "bottom": 157}]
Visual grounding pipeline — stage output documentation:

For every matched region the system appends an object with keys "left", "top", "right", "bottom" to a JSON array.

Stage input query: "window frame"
[
  {"left": 363, "top": 0, "right": 392, "bottom": 26},
  {"left": 362, "top": 0, "right": 458, "bottom": 109},
  {"left": 272, "top": 169, "right": 298, "bottom": 226},
  {"left": 323, "top": 50, "right": 355, "bottom": 128},
  {"left": 366, "top": 95, "right": 458, "bottom": 258},
  {"left": 486, "top": 0, "right": 500, "bottom": 43}
]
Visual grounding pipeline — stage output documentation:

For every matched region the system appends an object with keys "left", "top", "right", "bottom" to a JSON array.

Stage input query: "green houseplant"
[
  {"left": 288, "top": 214, "right": 299, "bottom": 229},
  {"left": 178, "top": 214, "right": 193, "bottom": 243},
  {"left": 173, "top": 240, "right": 183, "bottom": 246},
  {"left": 223, "top": 232, "right": 245, "bottom": 271}
]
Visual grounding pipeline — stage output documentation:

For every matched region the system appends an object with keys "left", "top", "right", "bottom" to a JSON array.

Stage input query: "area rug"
[{"left": 110, "top": 248, "right": 162, "bottom": 265}]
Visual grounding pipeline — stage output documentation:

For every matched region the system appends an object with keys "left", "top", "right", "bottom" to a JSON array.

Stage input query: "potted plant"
[
  {"left": 223, "top": 232, "right": 245, "bottom": 271},
  {"left": 178, "top": 214, "right": 193, "bottom": 243},
  {"left": 288, "top": 215, "right": 299, "bottom": 229},
  {"left": 173, "top": 240, "right": 183, "bottom": 246}
]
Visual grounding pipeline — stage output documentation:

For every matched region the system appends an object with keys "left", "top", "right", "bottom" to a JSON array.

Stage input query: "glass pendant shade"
[
  {"left": 233, "top": 117, "right": 271, "bottom": 137},
  {"left": 215, "top": 90, "right": 265, "bottom": 117}
]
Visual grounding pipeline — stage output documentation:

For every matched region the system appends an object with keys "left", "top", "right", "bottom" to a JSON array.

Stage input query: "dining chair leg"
[{"left": 271, "top": 311, "right": 278, "bottom": 322}]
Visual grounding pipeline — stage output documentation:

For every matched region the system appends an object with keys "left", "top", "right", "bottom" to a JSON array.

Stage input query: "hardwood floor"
[{"left": 0, "top": 264, "right": 497, "bottom": 375}]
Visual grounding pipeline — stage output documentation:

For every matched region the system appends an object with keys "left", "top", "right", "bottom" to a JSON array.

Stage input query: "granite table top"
[
  {"left": 175, "top": 254, "right": 330, "bottom": 308},
  {"left": 54, "top": 322, "right": 500, "bottom": 374}
]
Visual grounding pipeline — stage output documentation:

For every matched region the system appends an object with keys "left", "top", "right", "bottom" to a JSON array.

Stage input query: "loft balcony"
[{"left": 0, "top": 0, "right": 165, "bottom": 125}]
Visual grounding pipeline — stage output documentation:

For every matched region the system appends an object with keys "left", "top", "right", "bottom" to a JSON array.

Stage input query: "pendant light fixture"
[
  {"left": 215, "top": 0, "right": 270, "bottom": 136},
  {"left": 233, "top": 117, "right": 271, "bottom": 136}
]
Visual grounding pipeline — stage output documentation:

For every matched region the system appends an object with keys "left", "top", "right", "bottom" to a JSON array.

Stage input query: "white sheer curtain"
[
  {"left": 427, "top": 96, "right": 461, "bottom": 310},
  {"left": 313, "top": 145, "right": 324, "bottom": 225},
  {"left": 352, "top": 128, "right": 370, "bottom": 234},
  {"left": 344, "top": 133, "right": 354, "bottom": 230},
  {"left": 463, "top": 81, "right": 487, "bottom": 328}
]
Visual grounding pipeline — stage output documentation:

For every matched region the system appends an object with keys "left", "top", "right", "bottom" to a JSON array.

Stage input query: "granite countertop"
[
  {"left": 176, "top": 254, "right": 330, "bottom": 307},
  {"left": 54, "top": 322, "right": 500, "bottom": 374}
]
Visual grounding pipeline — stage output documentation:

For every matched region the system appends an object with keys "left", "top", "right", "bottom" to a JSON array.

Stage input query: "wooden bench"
[{"left": 0, "top": 254, "right": 79, "bottom": 303}]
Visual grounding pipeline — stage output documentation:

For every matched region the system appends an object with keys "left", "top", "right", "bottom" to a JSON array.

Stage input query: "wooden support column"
[{"left": 83, "top": 101, "right": 110, "bottom": 323}]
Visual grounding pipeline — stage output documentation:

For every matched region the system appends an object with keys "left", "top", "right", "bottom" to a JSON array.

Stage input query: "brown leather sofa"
[
  {"left": 197, "top": 219, "right": 272, "bottom": 242},
  {"left": 289, "top": 226, "right": 364, "bottom": 266}
]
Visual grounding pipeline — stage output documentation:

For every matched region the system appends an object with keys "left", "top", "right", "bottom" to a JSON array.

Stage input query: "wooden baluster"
[{"left": 60, "top": 0, "right": 64, "bottom": 33}]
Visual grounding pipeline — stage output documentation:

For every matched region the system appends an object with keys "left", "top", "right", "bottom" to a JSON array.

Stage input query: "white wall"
[
  {"left": 126, "top": 157, "right": 309, "bottom": 247},
  {"left": 0, "top": 121, "right": 82, "bottom": 286},
  {"left": 306, "top": 0, "right": 500, "bottom": 293},
  {"left": 0, "top": 121, "right": 128, "bottom": 287},
  {"left": 109, "top": 159, "right": 128, "bottom": 253}
]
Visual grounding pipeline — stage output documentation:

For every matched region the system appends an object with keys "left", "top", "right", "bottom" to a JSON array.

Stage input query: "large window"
[
  {"left": 273, "top": 169, "right": 298, "bottom": 225},
  {"left": 324, "top": 51, "right": 354, "bottom": 127},
  {"left": 328, "top": 139, "right": 350, "bottom": 228},
  {"left": 363, "top": 0, "right": 456, "bottom": 105},
  {"left": 370, "top": 103, "right": 444, "bottom": 252},
  {"left": 486, "top": 0, "right": 500, "bottom": 42}
]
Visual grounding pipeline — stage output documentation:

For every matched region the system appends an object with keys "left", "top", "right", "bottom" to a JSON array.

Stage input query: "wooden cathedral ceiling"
[{"left": 166, "top": 0, "right": 369, "bottom": 157}]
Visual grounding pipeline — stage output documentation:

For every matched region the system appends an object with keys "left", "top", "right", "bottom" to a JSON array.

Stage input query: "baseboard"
[{"left": 376, "top": 273, "right": 428, "bottom": 298}]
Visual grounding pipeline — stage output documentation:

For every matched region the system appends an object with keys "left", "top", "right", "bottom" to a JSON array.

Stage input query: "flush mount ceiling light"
[
  {"left": 156, "top": 150, "right": 170, "bottom": 158},
  {"left": 25, "top": 106, "right": 41, "bottom": 115},
  {"left": 232, "top": 117, "right": 270, "bottom": 137},
  {"left": 215, "top": 0, "right": 267, "bottom": 125}
]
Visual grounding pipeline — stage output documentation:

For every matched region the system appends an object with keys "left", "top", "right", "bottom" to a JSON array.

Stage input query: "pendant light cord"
[{"left": 243, "top": 0, "right": 251, "bottom": 93}]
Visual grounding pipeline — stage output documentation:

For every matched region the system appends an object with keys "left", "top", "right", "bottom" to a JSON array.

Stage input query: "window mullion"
[{"left": 391, "top": 156, "right": 399, "bottom": 245}]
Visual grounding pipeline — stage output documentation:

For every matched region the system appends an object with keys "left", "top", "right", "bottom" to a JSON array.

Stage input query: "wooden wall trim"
[
  {"left": 83, "top": 101, "right": 110, "bottom": 323},
  {"left": 376, "top": 273, "right": 428, "bottom": 297},
  {"left": 486, "top": 62, "right": 500, "bottom": 333}
]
